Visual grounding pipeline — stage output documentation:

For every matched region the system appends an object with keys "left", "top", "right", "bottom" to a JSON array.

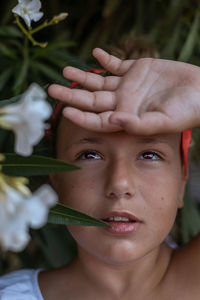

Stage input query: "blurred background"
[{"left": 0, "top": 0, "right": 200, "bottom": 274}]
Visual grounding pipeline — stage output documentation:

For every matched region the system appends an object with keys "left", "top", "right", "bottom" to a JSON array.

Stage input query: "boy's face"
[{"left": 52, "top": 118, "right": 186, "bottom": 264}]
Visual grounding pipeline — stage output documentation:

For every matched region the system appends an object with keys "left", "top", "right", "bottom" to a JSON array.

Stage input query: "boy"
[
  {"left": 0, "top": 48, "right": 200, "bottom": 299},
  {"left": 47, "top": 48, "right": 200, "bottom": 299}
]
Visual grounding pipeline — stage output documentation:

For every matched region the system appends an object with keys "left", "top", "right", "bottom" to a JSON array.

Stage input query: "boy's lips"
[
  {"left": 100, "top": 211, "right": 141, "bottom": 222},
  {"left": 100, "top": 211, "right": 142, "bottom": 235}
]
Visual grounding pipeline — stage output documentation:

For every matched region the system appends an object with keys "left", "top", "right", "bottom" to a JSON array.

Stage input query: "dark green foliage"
[
  {"left": 48, "top": 204, "right": 110, "bottom": 227},
  {"left": 2, "top": 154, "right": 79, "bottom": 176},
  {"left": 180, "top": 188, "right": 200, "bottom": 243},
  {"left": 31, "top": 225, "right": 77, "bottom": 268}
]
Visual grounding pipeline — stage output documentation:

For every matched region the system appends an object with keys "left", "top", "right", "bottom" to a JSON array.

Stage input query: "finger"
[
  {"left": 62, "top": 107, "right": 122, "bottom": 132},
  {"left": 48, "top": 84, "right": 116, "bottom": 112},
  {"left": 63, "top": 66, "right": 120, "bottom": 91},
  {"left": 92, "top": 48, "right": 134, "bottom": 76},
  {"left": 109, "top": 111, "right": 184, "bottom": 135}
]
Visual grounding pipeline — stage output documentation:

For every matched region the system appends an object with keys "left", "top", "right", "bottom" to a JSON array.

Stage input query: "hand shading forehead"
[{"left": 57, "top": 117, "right": 181, "bottom": 151}]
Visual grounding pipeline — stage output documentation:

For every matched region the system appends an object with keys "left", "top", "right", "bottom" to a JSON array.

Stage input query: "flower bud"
[
  {"left": 56, "top": 12, "right": 68, "bottom": 21},
  {"left": 52, "top": 12, "right": 68, "bottom": 24}
]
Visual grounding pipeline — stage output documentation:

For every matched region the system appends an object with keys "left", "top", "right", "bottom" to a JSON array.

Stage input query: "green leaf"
[
  {"left": 161, "top": 21, "right": 182, "bottom": 59},
  {"left": 13, "top": 56, "right": 29, "bottom": 90},
  {"left": 48, "top": 204, "right": 111, "bottom": 227},
  {"left": 164, "top": 0, "right": 183, "bottom": 29},
  {"left": 0, "top": 95, "right": 21, "bottom": 106},
  {"left": 0, "top": 43, "right": 18, "bottom": 60},
  {"left": 0, "top": 130, "right": 13, "bottom": 152},
  {"left": 32, "top": 41, "right": 76, "bottom": 59},
  {"left": 178, "top": 12, "right": 200, "bottom": 62},
  {"left": 41, "top": 55, "right": 67, "bottom": 68},
  {"left": 0, "top": 67, "right": 13, "bottom": 92},
  {"left": 103, "top": 0, "right": 121, "bottom": 17},
  {"left": 6, "top": 38, "right": 23, "bottom": 50},
  {"left": 32, "top": 225, "right": 77, "bottom": 268},
  {"left": 50, "top": 49, "right": 89, "bottom": 69},
  {"left": 0, "top": 26, "right": 22, "bottom": 38},
  {"left": 2, "top": 154, "right": 79, "bottom": 176},
  {"left": 180, "top": 188, "right": 200, "bottom": 243},
  {"left": 46, "top": 41, "right": 76, "bottom": 50},
  {"left": 31, "top": 61, "right": 68, "bottom": 85}
]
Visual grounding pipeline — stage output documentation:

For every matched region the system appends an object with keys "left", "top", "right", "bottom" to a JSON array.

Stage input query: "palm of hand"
[
  {"left": 112, "top": 58, "right": 200, "bottom": 134},
  {"left": 48, "top": 48, "right": 200, "bottom": 134}
]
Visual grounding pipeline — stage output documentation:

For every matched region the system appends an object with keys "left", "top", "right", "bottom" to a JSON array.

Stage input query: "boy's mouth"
[
  {"left": 103, "top": 216, "right": 135, "bottom": 222},
  {"left": 100, "top": 211, "right": 141, "bottom": 234},
  {"left": 101, "top": 211, "right": 140, "bottom": 222}
]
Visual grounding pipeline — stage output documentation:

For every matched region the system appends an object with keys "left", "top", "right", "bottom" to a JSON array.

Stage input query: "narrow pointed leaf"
[
  {"left": 0, "top": 26, "right": 22, "bottom": 38},
  {"left": 0, "top": 95, "right": 21, "bottom": 107},
  {"left": 178, "top": 12, "right": 200, "bottom": 62},
  {"left": 48, "top": 204, "right": 111, "bottom": 227},
  {"left": 1, "top": 154, "right": 79, "bottom": 176},
  {"left": 0, "top": 43, "right": 18, "bottom": 60},
  {"left": 13, "top": 56, "right": 29, "bottom": 90},
  {"left": 32, "top": 61, "right": 68, "bottom": 85},
  {"left": 32, "top": 41, "right": 76, "bottom": 59},
  {"left": 0, "top": 67, "right": 13, "bottom": 91},
  {"left": 161, "top": 21, "right": 182, "bottom": 59}
]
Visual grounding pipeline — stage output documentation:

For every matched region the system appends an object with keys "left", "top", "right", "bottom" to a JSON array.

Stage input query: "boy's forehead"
[{"left": 57, "top": 118, "right": 181, "bottom": 148}]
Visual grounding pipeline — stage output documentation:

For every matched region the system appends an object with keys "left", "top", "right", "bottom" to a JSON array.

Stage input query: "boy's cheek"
[
  {"left": 51, "top": 173, "right": 97, "bottom": 208},
  {"left": 48, "top": 173, "right": 74, "bottom": 203}
]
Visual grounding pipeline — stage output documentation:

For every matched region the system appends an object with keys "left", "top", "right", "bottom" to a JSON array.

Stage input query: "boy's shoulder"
[
  {"left": 163, "top": 234, "right": 200, "bottom": 299},
  {"left": 0, "top": 269, "right": 43, "bottom": 300},
  {"left": 170, "top": 234, "right": 200, "bottom": 278}
]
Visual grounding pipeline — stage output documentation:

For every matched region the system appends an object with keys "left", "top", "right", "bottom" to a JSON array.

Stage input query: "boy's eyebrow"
[
  {"left": 74, "top": 137, "right": 103, "bottom": 144},
  {"left": 64, "top": 137, "right": 103, "bottom": 151},
  {"left": 69, "top": 136, "right": 172, "bottom": 147},
  {"left": 134, "top": 137, "right": 170, "bottom": 144},
  {"left": 135, "top": 137, "right": 177, "bottom": 149}
]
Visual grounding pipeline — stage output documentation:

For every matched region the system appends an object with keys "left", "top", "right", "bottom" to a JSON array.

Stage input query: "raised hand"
[{"left": 48, "top": 48, "right": 200, "bottom": 134}]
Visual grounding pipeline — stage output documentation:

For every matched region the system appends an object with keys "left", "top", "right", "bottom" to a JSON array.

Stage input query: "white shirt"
[{"left": 0, "top": 269, "right": 43, "bottom": 300}]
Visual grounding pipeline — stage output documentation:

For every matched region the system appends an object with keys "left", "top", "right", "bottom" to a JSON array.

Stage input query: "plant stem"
[
  {"left": 30, "top": 20, "right": 49, "bottom": 35},
  {"left": 30, "top": 15, "right": 65, "bottom": 35},
  {"left": 23, "top": 36, "right": 29, "bottom": 59},
  {"left": 14, "top": 14, "right": 48, "bottom": 48},
  {"left": 14, "top": 14, "right": 29, "bottom": 36}
]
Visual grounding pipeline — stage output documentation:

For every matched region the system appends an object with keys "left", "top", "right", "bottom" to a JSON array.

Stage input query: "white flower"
[
  {"left": 0, "top": 83, "right": 52, "bottom": 156},
  {"left": 0, "top": 184, "right": 57, "bottom": 252},
  {"left": 12, "top": 0, "right": 44, "bottom": 27}
]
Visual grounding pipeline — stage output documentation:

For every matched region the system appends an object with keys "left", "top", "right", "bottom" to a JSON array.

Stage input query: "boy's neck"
[{"left": 70, "top": 243, "right": 173, "bottom": 299}]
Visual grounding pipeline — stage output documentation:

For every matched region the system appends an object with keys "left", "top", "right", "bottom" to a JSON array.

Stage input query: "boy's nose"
[{"left": 105, "top": 159, "right": 136, "bottom": 200}]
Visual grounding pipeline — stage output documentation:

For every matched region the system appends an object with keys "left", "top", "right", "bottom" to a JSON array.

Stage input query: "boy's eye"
[
  {"left": 76, "top": 150, "right": 102, "bottom": 160},
  {"left": 139, "top": 151, "right": 161, "bottom": 161}
]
